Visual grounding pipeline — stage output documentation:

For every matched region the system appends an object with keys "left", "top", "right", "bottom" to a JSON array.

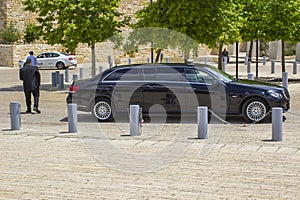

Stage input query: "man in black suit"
[{"left": 19, "top": 58, "right": 41, "bottom": 113}]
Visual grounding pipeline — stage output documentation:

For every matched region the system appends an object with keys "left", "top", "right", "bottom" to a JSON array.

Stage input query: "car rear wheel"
[
  {"left": 242, "top": 98, "right": 268, "bottom": 122},
  {"left": 56, "top": 62, "right": 65, "bottom": 69},
  {"left": 92, "top": 98, "right": 114, "bottom": 122}
]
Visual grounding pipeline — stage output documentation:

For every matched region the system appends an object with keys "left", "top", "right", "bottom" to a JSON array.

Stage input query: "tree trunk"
[
  {"left": 248, "top": 41, "right": 253, "bottom": 62},
  {"left": 91, "top": 42, "right": 96, "bottom": 76},
  {"left": 281, "top": 39, "right": 286, "bottom": 72},
  {"left": 218, "top": 43, "right": 223, "bottom": 70}
]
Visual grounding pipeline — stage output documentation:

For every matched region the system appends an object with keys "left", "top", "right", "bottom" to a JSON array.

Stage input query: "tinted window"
[
  {"left": 104, "top": 68, "right": 141, "bottom": 81},
  {"left": 184, "top": 68, "right": 215, "bottom": 84},
  {"left": 51, "top": 53, "right": 60, "bottom": 57},
  {"left": 143, "top": 66, "right": 183, "bottom": 81}
]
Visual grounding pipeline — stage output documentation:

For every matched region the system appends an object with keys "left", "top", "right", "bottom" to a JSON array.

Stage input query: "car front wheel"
[
  {"left": 56, "top": 62, "right": 65, "bottom": 69},
  {"left": 92, "top": 98, "right": 114, "bottom": 122},
  {"left": 242, "top": 98, "right": 268, "bottom": 122}
]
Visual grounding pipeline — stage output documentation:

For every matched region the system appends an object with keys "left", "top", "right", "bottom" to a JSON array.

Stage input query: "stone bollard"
[
  {"left": 197, "top": 106, "right": 208, "bottom": 139},
  {"left": 99, "top": 66, "right": 103, "bottom": 73},
  {"left": 58, "top": 74, "right": 64, "bottom": 90},
  {"left": 79, "top": 68, "right": 84, "bottom": 80},
  {"left": 51, "top": 72, "right": 57, "bottom": 87},
  {"left": 10, "top": 102, "right": 21, "bottom": 130},
  {"left": 272, "top": 107, "right": 283, "bottom": 141},
  {"left": 293, "top": 61, "right": 298, "bottom": 74},
  {"left": 271, "top": 60, "right": 275, "bottom": 74},
  {"left": 282, "top": 72, "right": 288, "bottom": 89},
  {"left": 65, "top": 69, "right": 69, "bottom": 82},
  {"left": 68, "top": 103, "right": 78, "bottom": 133},
  {"left": 130, "top": 105, "right": 140, "bottom": 136},
  {"left": 248, "top": 73, "right": 254, "bottom": 80}
]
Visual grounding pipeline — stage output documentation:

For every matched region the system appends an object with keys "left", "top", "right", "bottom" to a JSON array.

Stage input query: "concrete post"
[
  {"left": 99, "top": 66, "right": 103, "bottom": 73},
  {"left": 272, "top": 107, "right": 283, "bottom": 141},
  {"left": 263, "top": 56, "right": 266, "bottom": 65},
  {"left": 65, "top": 69, "right": 69, "bottom": 82},
  {"left": 248, "top": 73, "right": 254, "bottom": 80},
  {"left": 271, "top": 60, "right": 275, "bottom": 74},
  {"left": 293, "top": 61, "right": 298, "bottom": 74},
  {"left": 282, "top": 72, "right": 288, "bottom": 89},
  {"left": 58, "top": 74, "right": 64, "bottom": 90},
  {"left": 10, "top": 102, "right": 21, "bottom": 130},
  {"left": 247, "top": 61, "right": 252, "bottom": 73},
  {"left": 51, "top": 72, "right": 57, "bottom": 87},
  {"left": 55, "top": 71, "right": 60, "bottom": 84},
  {"left": 197, "top": 106, "right": 208, "bottom": 139},
  {"left": 79, "top": 68, "right": 84, "bottom": 79},
  {"left": 68, "top": 103, "right": 78, "bottom": 133},
  {"left": 130, "top": 105, "right": 140, "bottom": 136}
]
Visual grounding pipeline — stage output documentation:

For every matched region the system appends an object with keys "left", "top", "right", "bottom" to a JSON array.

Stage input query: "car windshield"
[{"left": 203, "top": 66, "right": 236, "bottom": 82}]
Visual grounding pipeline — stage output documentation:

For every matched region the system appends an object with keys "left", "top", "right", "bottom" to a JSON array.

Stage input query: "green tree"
[
  {"left": 263, "top": 0, "right": 300, "bottom": 72},
  {"left": 0, "top": 22, "right": 21, "bottom": 44},
  {"left": 134, "top": 0, "right": 241, "bottom": 69},
  {"left": 23, "top": 0, "right": 128, "bottom": 76},
  {"left": 24, "top": 22, "right": 41, "bottom": 43}
]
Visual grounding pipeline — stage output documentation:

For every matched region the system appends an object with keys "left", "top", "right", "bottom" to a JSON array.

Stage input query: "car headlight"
[{"left": 268, "top": 90, "right": 283, "bottom": 99}]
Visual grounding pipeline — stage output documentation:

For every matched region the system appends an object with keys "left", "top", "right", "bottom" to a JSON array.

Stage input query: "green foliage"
[
  {"left": 22, "top": 0, "right": 127, "bottom": 51},
  {"left": 0, "top": 22, "right": 21, "bottom": 44},
  {"left": 24, "top": 22, "right": 41, "bottom": 43}
]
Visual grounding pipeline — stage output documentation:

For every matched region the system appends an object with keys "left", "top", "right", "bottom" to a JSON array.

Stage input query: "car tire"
[
  {"left": 92, "top": 98, "right": 114, "bottom": 122},
  {"left": 242, "top": 98, "right": 268, "bottom": 122},
  {"left": 56, "top": 62, "right": 65, "bottom": 69}
]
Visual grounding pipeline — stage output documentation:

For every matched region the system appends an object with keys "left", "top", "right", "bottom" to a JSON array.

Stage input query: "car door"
[
  {"left": 183, "top": 68, "right": 213, "bottom": 113},
  {"left": 141, "top": 66, "right": 185, "bottom": 115},
  {"left": 36, "top": 53, "right": 48, "bottom": 68},
  {"left": 101, "top": 67, "right": 143, "bottom": 113},
  {"left": 47, "top": 52, "right": 59, "bottom": 67}
]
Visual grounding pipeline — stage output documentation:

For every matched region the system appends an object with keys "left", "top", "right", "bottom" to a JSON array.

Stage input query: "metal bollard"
[
  {"left": 248, "top": 73, "right": 254, "bottom": 80},
  {"left": 51, "top": 72, "right": 57, "bottom": 87},
  {"left": 65, "top": 69, "right": 69, "bottom": 82},
  {"left": 263, "top": 56, "right": 266, "bottom": 65},
  {"left": 166, "top": 57, "right": 170, "bottom": 63},
  {"left": 282, "top": 72, "right": 288, "bottom": 89},
  {"left": 271, "top": 60, "right": 275, "bottom": 74},
  {"left": 58, "top": 74, "right": 64, "bottom": 89},
  {"left": 128, "top": 58, "right": 132, "bottom": 65},
  {"left": 197, "top": 106, "right": 208, "bottom": 139},
  {"left": 73, "top": 74, "right": 78, "bottom": 81},
  {"left": 130, "top": 105, "right": 140, "bottom": 136},
  {"left": 107, "top": 55, "right": 112, "bottom": 68},
  {"left": 68, "top": 103, "right": 77, "bottom": 133},
  {"left": 147, "top": 58, "right": 150, "bottom": 63},
  {"left": 293, "top": 61, "right": 298, "bottom": 74},
  {"left": 79, "top": 68, "right": 84, "bottom": 80},
  {"left": 272, "top": 107, "right": 283, "bottom": 141},
  {"left": 10, "top": 102, "right": 21, "bottom": 130}
]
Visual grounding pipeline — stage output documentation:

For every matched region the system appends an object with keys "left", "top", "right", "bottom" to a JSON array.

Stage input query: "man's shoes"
[
  {"left": 26, "top": 110, "right": 31, "bottom": 113},
  {"left": 33, "top": 108, "right": 41, "bottom": 114}
]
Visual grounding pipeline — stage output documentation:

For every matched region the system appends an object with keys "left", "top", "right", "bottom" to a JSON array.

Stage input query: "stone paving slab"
[{"left": 0, "top": 66, "right": 300, "bottom": 199}]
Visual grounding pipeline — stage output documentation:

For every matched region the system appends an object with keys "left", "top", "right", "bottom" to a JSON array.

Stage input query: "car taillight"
[
  {"left": 69, "top": 85, "right": 80, "bottom": 93},
  {"left": 68, "top": 57, "right": 74, "bottom": 60}
]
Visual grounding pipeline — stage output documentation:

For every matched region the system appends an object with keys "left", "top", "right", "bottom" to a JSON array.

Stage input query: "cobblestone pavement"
[{"left": 0, "top": 63, "right": 300, "bottom": 199}]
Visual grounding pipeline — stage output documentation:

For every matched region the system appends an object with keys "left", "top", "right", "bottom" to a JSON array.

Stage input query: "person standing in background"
[{"left": 27, "top": 51, "right": 37, "bottom": 67}]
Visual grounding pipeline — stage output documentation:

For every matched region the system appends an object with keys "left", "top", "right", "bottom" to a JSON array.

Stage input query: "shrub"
[
  {"left": 24, "top": 22, "right": 41, "bottom": 43},
  {"left": 0, "top": 22, "right": 21, "bottom": 44}
]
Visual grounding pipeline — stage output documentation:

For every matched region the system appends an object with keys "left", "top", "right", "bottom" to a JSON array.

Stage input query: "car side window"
[
  {"left": 52, "top": 53, "right": 59, "bottom": 57},
  {"left": 104, "top": 68, "right": 141, "bottom": 81},
  {"left": 184, "top": 68, "right": 215, "bottom": 84}
]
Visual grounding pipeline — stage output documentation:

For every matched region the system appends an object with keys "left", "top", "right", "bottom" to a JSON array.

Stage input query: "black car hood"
[{"left": 230, "top": 79, "right": 284, "bottom": 91}]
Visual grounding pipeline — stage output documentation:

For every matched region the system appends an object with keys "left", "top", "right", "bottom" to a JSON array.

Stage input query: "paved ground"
[{"left": 0, "top": 61, "right": 300, "bottom": 199}]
